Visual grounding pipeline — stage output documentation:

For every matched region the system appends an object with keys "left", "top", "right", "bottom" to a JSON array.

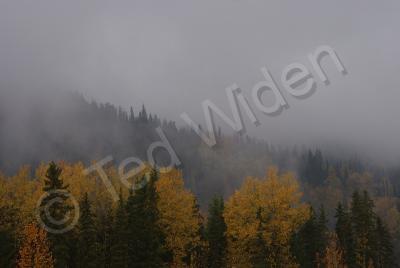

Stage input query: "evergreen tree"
[
  {"left": 373, "top": 217, "right": 394, "bottom": 268},
  {"left": 77, "top": 193, "right": 99, "bottom": 268},
  {"left": 292, "top": 206, "right": 327, "bottom": 267},
  {"left": 97, "top": 203, "right": 114, "bottom": 268},
  {"left": 206, "top": 196, "right": 227, "bottom": 268},
  {"left": 317, "top": 205, "right": 329, "bottom": 252},
  {"left": 186, "top": 200, "right": 208, "bottom": 268},
  {"left": 139, "top": 104, "right": 148, "bottom": 123},
  {"left": 40, "top": 162, "right": 71, "bottom": 268},
  {"left": 0, "top": 206, "right": 18, "bottom": 268},
  {"left": 129, "top": 106, "right": 135, "bottom": 122},
  {"left": 110, "top": 193, "right": 129, "bottom": 268},
  {"left": 126, "top": 169, "right": 164, "bottom": 267},
  {"left": 335, "top": 202, "right": 355, "bottom": 266},
  {"left": 351, "top": 191, "right": 376, "bottom": 268}
]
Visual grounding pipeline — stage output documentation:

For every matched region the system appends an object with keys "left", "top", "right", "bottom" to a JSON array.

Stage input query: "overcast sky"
[{"left": 1, "top": 0, "right": 400, "bottom": 161}]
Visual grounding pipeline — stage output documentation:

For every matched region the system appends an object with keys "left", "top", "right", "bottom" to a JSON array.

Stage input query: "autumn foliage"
[
  {"left": 224, "top": 167, "right": 309, "bottom": 267},
  {"left": 17, "top": 223, "right": 54, "bottom": 268}
]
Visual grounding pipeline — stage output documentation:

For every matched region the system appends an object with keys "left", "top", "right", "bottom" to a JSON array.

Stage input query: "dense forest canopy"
[{"left": 0, "top": 90, "right": 399, "bottom": 267}]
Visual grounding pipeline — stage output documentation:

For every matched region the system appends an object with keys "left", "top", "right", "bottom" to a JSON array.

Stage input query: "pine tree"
[
  {"left": 317, "top": 205, "right": 329, "bottom": 258},
  {"left": 206, "top": 196, "right": 227, "bottom": 268},
  {"left": 77, "top": 193, "right": 99, "bottom": 268},
  {"left": 17, "top": 223, "right": 54, "bottom": 268},
  {"left": 351, "top": 190, "right": 376, "bottom": 268},
  {"left": 293, "top": 207, "right": 319, "bottom": 267},
  {"left": 110, "top": 193, "right": 129, "bottom": 268},
  {"left": 373, "top": 217, "right": 394, "bottom": 268},
  {"left": 129, "top": 106, "right": 135, "bottom": 122},
  {"left": 0, "top": 206, "right": 19, "bottom": 268},
  {"left": 126, "top": 169, "right": 164, "bottom": 267},
  {"left": 335, "top": 202, "right": 355, "bottom": 266},
  {"left": 40, "top": 162, "right": 71, "bottom": 268},
  {"left": 97, "top": 203, "right": 114, "bottom": 268}
]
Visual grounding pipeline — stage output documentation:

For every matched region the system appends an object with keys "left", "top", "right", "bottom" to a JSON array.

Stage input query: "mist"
[{"left": 1, "top": 0, "right": 400, "bottom": 164}]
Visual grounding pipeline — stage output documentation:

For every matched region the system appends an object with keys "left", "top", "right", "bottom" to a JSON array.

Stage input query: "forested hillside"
[{"left": 1, "top": 91, "right": 400, "bottom": 267}]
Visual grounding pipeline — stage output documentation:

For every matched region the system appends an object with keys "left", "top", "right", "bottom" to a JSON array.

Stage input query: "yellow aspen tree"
[
  {"left": 156, "top": 168, "right": 206, "bottom": 268},
  {"left": 224, "top": 167, "right": 309, "bottom": 268},
  {"left": 17, "top": 223, "right": 54, "bottom": 268}
]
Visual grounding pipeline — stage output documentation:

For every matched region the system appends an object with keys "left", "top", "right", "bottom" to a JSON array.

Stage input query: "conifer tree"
[
  {"left": 126, "top": 170, "right": 163, "bottom": 267},
  {"left": 293, "top": 207, "right": 319, "bottom": 267},
  {"left": 0, "top": 206, "right": 19, "bottom": 268},
  {"left": 317, "top": 205, "right": 329, "bottom": 257},
  {"left": 40, "top": 162, "right": 71, "bottom": 268},
  {"left": 335, "top": 202, "right": 355, "bottom": 266},
  {"left": 206, "top": 196, "right": 227, "bottom": 268},
  {"left": 110, "top": 193, "right": 129, "bottom": 268},
  {"left": 77, "top": 193, "right": 99, "bottom": 268},
  {"left": 373, "top": 216, "right": 394, "bottom": 268},
  {"left": 97, "top": 203, "right": 114, "bottom": 268},
  {"left": 17, "top": 223, "right": 54, "bottom": 268},
  {"left": 351, "top": 190, "right": 376, "bottom": 268}
]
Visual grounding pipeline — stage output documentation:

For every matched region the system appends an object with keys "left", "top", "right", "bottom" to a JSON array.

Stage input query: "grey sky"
[{"left": 1, "top": 0, "right": 399, "bottom": 161}]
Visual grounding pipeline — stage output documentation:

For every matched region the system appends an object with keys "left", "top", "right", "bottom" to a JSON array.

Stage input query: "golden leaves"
[{"left": 224, "top": 166, "right": 309, "bottom": 267}]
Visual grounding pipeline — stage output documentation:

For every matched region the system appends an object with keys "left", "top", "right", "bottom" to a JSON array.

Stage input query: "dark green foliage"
[
  {"left": 373, "top": 217, "right": 394, "bottom": 267},
  {"left": 77, "top": 193, "right": 99, "bottom": 268},
  {"left": 206, "top": 196, "right": 227, "bottom": 268},
  {"left": 292, "top": 206, "right": 328, "bottom": 268},
  {"left": 0, "top": 206, "right": 18, "bottom": 268},
  {"left": 40, "top": 162, "right": 72, "bottom": 268},
  {"left": 333, "top": 191, "right": 395, "bottom": 268},
  {"left": 351, "top": 190, "right": 376, "bottom": 267},
  {"left": 97, "top": 203, "right": 114, "bottom": 268},
  {"left": 335, "top": 202, "right": 355, "bottom": 266},
  {"left": 300, "top": 150, "right": 329, "bottom": 186},
  {"left": 110, "top": 193, "right": 129, "bottom": 268},
  {"left": 125, "top": 169, "right": 164, "bottom": 267}
]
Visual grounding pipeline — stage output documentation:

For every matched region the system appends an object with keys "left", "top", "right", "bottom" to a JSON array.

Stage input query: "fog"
[{"left": 1, "top": 0, "right": 400, "bottom": 163}]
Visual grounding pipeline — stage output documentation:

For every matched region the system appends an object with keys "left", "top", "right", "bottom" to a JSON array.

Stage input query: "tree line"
[{"left": 0, "top": 162, "right": 396, "bottom": 267}]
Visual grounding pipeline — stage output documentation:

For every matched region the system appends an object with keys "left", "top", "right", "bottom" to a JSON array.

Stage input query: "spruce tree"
[
  {"left": 110, "top": 193, "right": 129, "bottom": 268},
  {"left": 98, "top": 203, "right": 114, "bottom": 268},
  {"left": 40, "top": 162, "right": 71, "bottom": 268},
  {"left": 351, "top": 190, "right": 376, "bottom": 268},
  {"left": 0, "top": 206, "right": 18, "bottom": 268},
  {"left": 373, "top": 217, "right": 394, "bottom": 268},
  {"left": 206, "top": 196, "right": 227, "bottom": 268},
  {"left": 317, "top": 205, "right": 328, "bottom": 255},
  {"left": 126, "top": 169, "right": 164, "bottom": 267},
  {"left": 77, "top": 193, "right": 99, "bottom": 268},
  {"left": 292, "top": 206, "right": 327, "bottom": 267},
  {"left": 335, "top": 202, "right": 355, "bottom": 266}
]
